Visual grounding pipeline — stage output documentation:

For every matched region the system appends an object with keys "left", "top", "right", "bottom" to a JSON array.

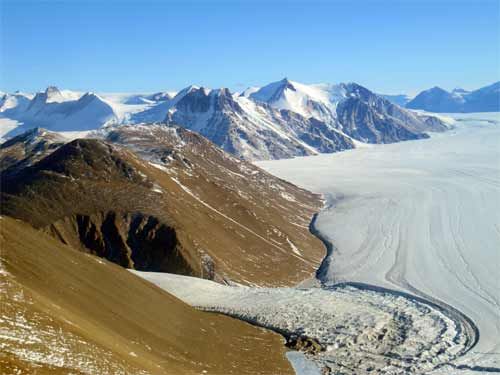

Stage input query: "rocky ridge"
[{"left": 1, "top": 125, "right": 325, "bottom": 286}]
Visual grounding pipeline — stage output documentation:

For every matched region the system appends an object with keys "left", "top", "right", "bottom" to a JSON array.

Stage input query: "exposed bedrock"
[{"left": 45, "top": 211, "right": 204, "bottom": 277}]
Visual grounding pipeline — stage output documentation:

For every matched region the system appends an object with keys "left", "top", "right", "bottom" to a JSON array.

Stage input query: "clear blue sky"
[{"left": 1, "top": 0, "right": 499, "bottom": 94}]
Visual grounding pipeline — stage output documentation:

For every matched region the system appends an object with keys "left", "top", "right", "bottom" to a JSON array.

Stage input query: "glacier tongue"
[{"left": 132, "top": 270, "right": 475, "bottom": 375}]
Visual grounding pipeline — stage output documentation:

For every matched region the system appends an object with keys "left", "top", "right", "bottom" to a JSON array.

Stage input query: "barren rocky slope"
[
  {"left": 0, "top": 216, "right": 293, "bottom": 374},
  {"left": 1, "top": 125, "right": 324, "bottom": 286},
  {"left": 0, "top": 127, "right": 66, "bottom": 172}
]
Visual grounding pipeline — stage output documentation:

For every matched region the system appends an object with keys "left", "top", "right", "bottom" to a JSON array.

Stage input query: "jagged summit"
[
  {"left": 45, "top": 85, "right": 61, "bottom": 94},
  {"left": 1, "top": 79, "right": 450, "bottom": 159}
]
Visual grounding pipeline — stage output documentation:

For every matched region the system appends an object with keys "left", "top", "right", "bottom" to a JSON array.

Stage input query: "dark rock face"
[
  {"left": 336, "top": 96, "right": 427, "bottom": 143},
  {"left": 0, "top": 139, "right": 199, "bottom": 278},
  {"left": 175, "top": 88, "right": 212, "bottom": 113},
  {"left": 335, "top": 83, "right": 448, "bottom": 143},
  {"left": 1, "top": 80, "right": 451, "bottom": 161},
  {"left": 247, "top": 79, "right": 447, "bottom": 151},
  {"left": 286, "top": 334, "right": 325, "bottom": 355},
  {"left": 280, "top": 111, "right": 354, "bottom": 153},
  {"left": 47, "top": 211, "right": 197, "bottom": 276}
]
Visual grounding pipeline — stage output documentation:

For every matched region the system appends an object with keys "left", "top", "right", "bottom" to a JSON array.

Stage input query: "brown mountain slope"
[
  {"left": 0, "top": 127, "right": 65, "bottom": 173},
  {"left": 0, "top": 216, "right": 293, "bottom": 374},
  {"left": 1, "top": 126, "right": 325, "bottom": 286}
]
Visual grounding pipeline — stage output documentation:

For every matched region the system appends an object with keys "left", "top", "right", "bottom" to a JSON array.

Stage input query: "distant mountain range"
[
  {"left": 380, "top": 82, "right": 499, "bottom": 113},
  {"left": 0, "top": 79, "right": 455, "bottom": 160}
]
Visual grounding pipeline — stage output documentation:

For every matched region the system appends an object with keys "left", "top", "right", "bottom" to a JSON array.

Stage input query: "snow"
[
  {"left": 249, "top": 78, "right": 346, "bottom": 120},
  {"left": 48, "top": 89, "right": 83, "bottom": 103},
  {"left": 257, "top": 112, "right": 500, "bottom": 372},
  {"left": 0, "top": 118, "right": 22, "bottom": 142},
  {"left": 0, "top": 88, "right": 177, "bottom": 140},
  {"left": 148, "top": 162, "right": 169, "bottom": 172},
  {"left": 234, "top": 95, "right": 321, "bottom": 155},
  {"left": 58, "top": 130, "right": 94, "bottom": 141},
  {"left": 239, "top": 86, "right": 260, "bottom": 98},
  {"left": 0, "top": 92, "right": 120, "bottom": 138},
  {"left": 98, "top": 92, "right": 158, "bottom": 122},
  {"left": 286, "top": 237, "right": 302, "bottom": 256}
]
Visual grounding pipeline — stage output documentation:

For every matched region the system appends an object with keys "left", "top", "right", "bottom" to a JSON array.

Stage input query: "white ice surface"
[
  {"left": 257, "top": 112, "right": 500, "bottom": 371},
  {"left": 132, "top": 270, "right": 473, "bottom": 374}
]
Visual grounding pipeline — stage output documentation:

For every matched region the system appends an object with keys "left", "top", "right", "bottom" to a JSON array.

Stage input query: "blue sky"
[{"left": 1, "top": 0, "right": 499, "bottom": 94}]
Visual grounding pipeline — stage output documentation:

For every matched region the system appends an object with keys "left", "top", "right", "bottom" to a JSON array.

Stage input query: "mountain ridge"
[
  {"left": 406, "top": 81, "right": 500, "bottom": 112},
  {"left": 1, "top": 125, "right": 325, "bottom": 286},
  {"left": 1, "top": 79, "right": 451, "bottom": 160}
]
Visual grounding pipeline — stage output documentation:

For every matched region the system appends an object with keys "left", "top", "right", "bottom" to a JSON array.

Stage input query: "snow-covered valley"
[{"left": 257, "top": 113, "right": 500, "bottom": 373}]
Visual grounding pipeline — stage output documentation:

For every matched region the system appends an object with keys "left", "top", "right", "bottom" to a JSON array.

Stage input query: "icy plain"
[{"left": 258, "top": 113, "right": 500, "bottom": 372}]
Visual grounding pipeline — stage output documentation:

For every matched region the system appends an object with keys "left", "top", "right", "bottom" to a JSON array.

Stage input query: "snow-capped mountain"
[
  {"left": 406, "top": 82, "right": 500, "bottom": 112},
  {"left": 406, "top": 86, "right": 464, "bottom": 113},
  {"left": 249, "top": 78, "right": 344, "bottom": 123},
  {"left": 247, "top": 79, "right": 447, "bottom": 143},
  {"left": 164, "top": 86, "right": 354, "bottom": 160},
  {"left": 461, "top": 82, "right": 500, "bottom": 112},
  {"left": 0, "top": 87, "right": 118, "bottom": 135},
  {"left": 0, "top": 79, "right": 449, "bottom": 160},
  {"left": 0, "top": 92, "right": 33, "bottom": 113},
  {"left": 334, "top": 83, "right": 448, "bottom": 142}
]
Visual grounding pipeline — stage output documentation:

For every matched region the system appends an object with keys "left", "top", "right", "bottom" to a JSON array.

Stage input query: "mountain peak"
[
  {"left": 407, "top": 81, "right": 500, "bottom": 112},
  {"left": 279, "top": 77, "right": 296, "bottom": 90},
  {"left": 211, "top": 87, "right": 232, "bottom": 97},
  {"left": 249, "top": 78, "right": 297, "bottom": 105},
  {"left": 45, "top": 85, "right": 61, "bottom": 95},
  {"left": 428, "top": 86, "right": 448, "bottom": 93}
]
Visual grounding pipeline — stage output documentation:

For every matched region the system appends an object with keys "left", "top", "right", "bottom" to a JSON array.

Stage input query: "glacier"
[
  {"left": 128, "top": 112, "right": 499, "bottom": 374},
  {"left": 258, "top": 112, "right": 500, "bottom": 372}
]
